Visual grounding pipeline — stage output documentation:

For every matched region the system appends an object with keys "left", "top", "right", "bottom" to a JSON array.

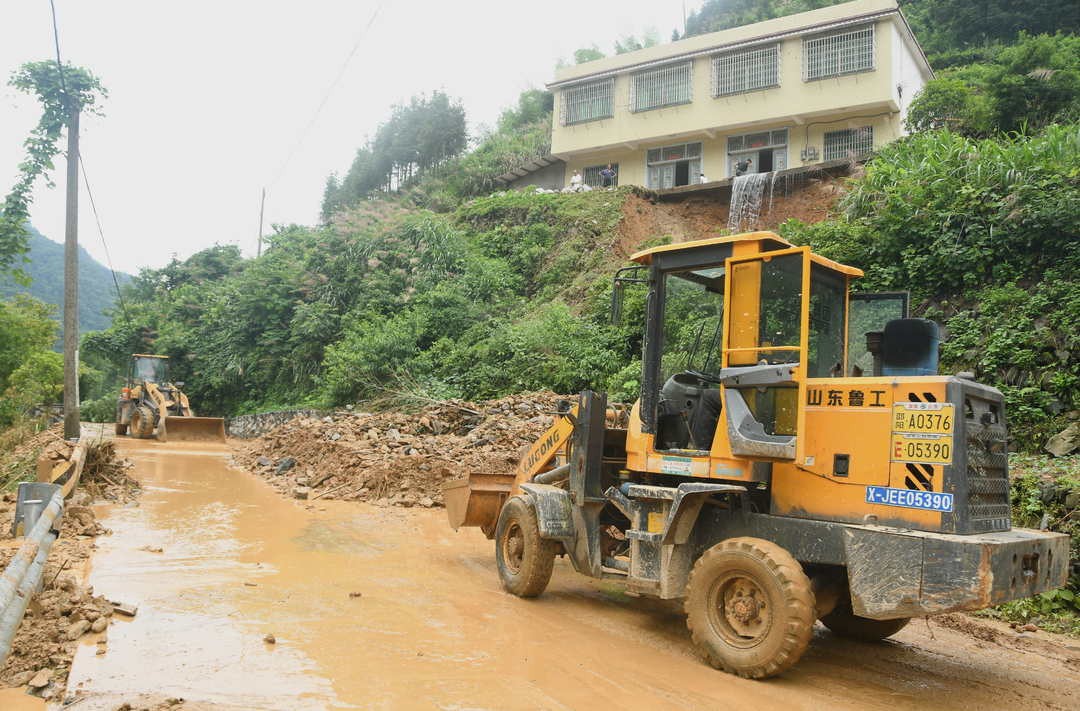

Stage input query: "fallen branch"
[{"left": 312, "top": 482, "right": 352, "bottom": 500}]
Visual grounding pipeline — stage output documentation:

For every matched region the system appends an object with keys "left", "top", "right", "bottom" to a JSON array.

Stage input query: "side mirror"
[
  {"left": 610, "top": 281, "right": 624, "bottom": 326},
  {"left": 174, "top": 381, "right": 185, "bottom": 390}
]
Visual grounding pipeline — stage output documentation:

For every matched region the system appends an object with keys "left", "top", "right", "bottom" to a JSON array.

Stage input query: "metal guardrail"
[{"left": 0, "top": 482, "right": 65, "bottom": 666}]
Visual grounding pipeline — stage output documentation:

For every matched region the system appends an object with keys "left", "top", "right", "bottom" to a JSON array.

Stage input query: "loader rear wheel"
[
  {"left": 685, "top": 537, "right": 816, "bottom": 678},
  {"left": 820, "top": 602, "right": 910, "bottom": 641},
  {"left": 494, "top": 496, "right": 555, "bottom": 598},
  {"left": 129, "top": 406, "right": 155, "bottom": 439}
]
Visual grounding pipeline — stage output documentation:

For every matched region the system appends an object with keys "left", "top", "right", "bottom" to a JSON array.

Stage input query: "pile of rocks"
[{"left": 232, "top": 392, "right": 568, "bottom": 507}]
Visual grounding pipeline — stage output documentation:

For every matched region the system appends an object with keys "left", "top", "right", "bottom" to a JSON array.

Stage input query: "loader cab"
[
  {"left": 619, "top": 233, "right": 863, "bottom": 463},
  {"left": 130, "top": 355, "right": 169, "bottom": 385}
]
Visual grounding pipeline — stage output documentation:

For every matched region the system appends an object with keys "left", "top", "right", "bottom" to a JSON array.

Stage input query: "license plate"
[
  {"left": 892, "top": 403, "right": 954, "bottom": 434},
  {"left": 891, "top": 433, "right": 952, "bottom": 464},
  {"left": 866, "top": 485, "right": 953, "bottom": 512}
]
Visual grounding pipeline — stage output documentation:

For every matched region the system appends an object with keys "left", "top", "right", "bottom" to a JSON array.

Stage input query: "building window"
[
  {"left": 630, "top": 61, "right": 693, "bottom": 113},
  {"left": 584, "top": 163, "right": 620, "bottom": 188},
  {"left": 560, "top": 78, "right": 615, "bottom": 126},
  {"left": 824, "top": 126, "right": 874, "bottom": 161},
  {"left": 803, "top": 24, "right": 875, "bottom": 81},
  {"left": 711, "top": 43, "right": 780, "bottom": 98}
]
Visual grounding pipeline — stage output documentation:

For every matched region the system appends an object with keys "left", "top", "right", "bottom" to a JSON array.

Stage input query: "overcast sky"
[{"left": 1, "top": 1, "right": 694, "bottom": 277}]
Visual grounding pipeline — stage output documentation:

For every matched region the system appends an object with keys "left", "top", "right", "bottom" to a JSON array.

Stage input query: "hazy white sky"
[{"left": 1, "top": 1, "right": 694, "bottom": 277}]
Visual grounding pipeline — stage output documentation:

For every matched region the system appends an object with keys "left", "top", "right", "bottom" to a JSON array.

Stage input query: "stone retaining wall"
[{"left": 225, "top": 409, "right": 322, "bottom": 439}]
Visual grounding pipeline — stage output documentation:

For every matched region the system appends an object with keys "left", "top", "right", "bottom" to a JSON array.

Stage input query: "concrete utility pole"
[{"left": 62, "top": 102, "right": 80, "bottom": 441}]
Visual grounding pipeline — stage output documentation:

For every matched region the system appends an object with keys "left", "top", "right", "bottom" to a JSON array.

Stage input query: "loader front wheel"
[
  {"left": 685, "top": 537, "right": 816, "bottom": 678},
  {"left": 820, "top": 602, "right": 910, "bottom": 641},
  {"left": 129, "top": 406, "right": 155, "bottom": 439},
  {"left": 494, "top": 496, "right": 555, "bottom": 598}
]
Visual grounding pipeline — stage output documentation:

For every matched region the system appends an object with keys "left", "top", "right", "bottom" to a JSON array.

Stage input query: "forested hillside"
[{"left": 0, "top": 223, "right": 129, "bottom": 342}]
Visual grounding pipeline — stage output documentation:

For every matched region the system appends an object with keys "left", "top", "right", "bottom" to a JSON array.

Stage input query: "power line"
[
  {"left": 266, "top": 0, "right": 385, "bottom": 189},
  {"left": 78, "top": 156, "right": 130, "bottom": 325}
]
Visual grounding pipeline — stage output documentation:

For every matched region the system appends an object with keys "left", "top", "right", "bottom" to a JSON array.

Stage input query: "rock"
[
  {"left": 1056, "top": 349, "right": 1070, "bottom": 363},
  {"left": 29, "top": 669, "right": 52, "bottom": 688},
  {"left": 293, "top": 487, "right": 310, "bottom": 500},
  {"left": 310, "top": 471, "right": 334, "bottom": 487},
  {"left": 1023, "top": 623, "right": 1039, "bottom": 632},
  {"left": 296, "top": 476, "right": 310, "bottom": 486},
  {"left": 264, "top": 633, "right": 276, "bottom": 644},
  {"left": 276, "top": 457, "right": 297, "bottom": 476},
  {"left": 375, "top": 497, "right": 389, "bottom": 507},
  {"left": 66, "top": 619, "right": 92, "bottom": 640},
  {"left": 1066, "top": 492, "right": 1080, "bottom": 509},
  {"left": 9, "top": 670, "right": 34, "bottom": 687},
  {"left": 346, "top": 404, "right": 354, "bottom": 410},
  {"left": 418, "top": 463, "right": 430, "bottom": 471},
  {"left": 389, "top": 495, "right": 402, "bottom": 507},
  {"left": 387, "top": 429, "right": 401, "bottom": 440},
  {"left": 323, "top": 416, "right": 334, "bottom": 423},
  {"left": 331, "top": 432, "right": 341, "bottom": 441},
  {"left": 100, "top": 603, "right": 113, "bottom": 617},
  {"left": 91, "top": 617, "right": 109, "bottom": 633},
  {"left": 124, "top": 500, "right": 140, "bottom": 508},
  {"left": 1045, "top": 423, "right": 1080, "bottom": 457},
  {"left": 349, "top": 592, "right": 362, "bottom": 598},
  {"left": 420, "top": 497, "right": 434, "bottom": 508},
  {"left": 257, "top": 456, "right": 273, "bottom": 467},
  {"left": 408, "top": 448, "right": 418, "bottom": 455}
]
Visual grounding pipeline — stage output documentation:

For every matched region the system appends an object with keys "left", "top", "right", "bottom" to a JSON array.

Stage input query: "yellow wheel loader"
[
  {"left": 443, "top": 232, "right": 1069, "bottom": 679},
  {"left": 115, "top": 354, "right": 226, "bottom": 443}
]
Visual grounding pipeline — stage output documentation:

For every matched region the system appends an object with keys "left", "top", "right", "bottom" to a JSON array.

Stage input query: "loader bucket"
[
  {"left": 443, "top": 473, "right": 515, "bottom": 535},
  {"left": 160, "top": 416, "right": 227, "bottom": 444}
]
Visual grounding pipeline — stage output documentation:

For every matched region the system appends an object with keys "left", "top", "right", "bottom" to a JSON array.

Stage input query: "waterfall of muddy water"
[{"left": 727, "top": 172, "right": 771, "bottom": 232}]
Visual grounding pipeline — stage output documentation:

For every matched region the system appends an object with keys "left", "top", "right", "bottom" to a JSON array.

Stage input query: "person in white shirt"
[
  {"left": 700, "top": 173, "right": 708, "bottom": 183},
  {"left": 570, "top": 169, "right": 582, "bottom": 191}
]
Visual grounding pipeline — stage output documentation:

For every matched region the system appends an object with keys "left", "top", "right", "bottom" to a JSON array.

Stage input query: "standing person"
[
  {"left": 570, "top": 169, "right": 582, "bottom": 191},
  {"left": 599, "top": 164, "right": 616, "bottom": 188}
]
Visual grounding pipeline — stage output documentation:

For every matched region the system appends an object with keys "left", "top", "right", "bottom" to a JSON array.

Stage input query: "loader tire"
[
  {"left": 820, "top": 602, "right": 910, "bottom": 641},
  {"left": 129, "top": 406, "right": 155, "bottom": 439},
  {"left": 494, "top": 496, "right": 556, "bottom": 598},
  {"left": 685, "top": 537, "right": 815, "bottom": 679}
]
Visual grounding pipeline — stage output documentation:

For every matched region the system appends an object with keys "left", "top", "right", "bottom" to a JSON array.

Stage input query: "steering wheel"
[{"left": 685, "top": 369, "right": 723, "bottom": 384}]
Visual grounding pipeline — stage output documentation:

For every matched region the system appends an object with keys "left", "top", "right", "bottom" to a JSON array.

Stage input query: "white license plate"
[{"left": 865, "top": 485, "right": 953, "bottom": 512}]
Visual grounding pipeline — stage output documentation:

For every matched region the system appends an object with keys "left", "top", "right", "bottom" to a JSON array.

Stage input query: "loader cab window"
[
  {"left": 660, "top": 269, "right": 725, "bottom": 380},
  {"left": 132, "top": 357, "right": 167, "bottom": 384},
  {"left": 808, "top": 264, "right": 847, "bottom": 379},
  {"left": 653, "top": 268, "right": 725, "bottom": 451}
]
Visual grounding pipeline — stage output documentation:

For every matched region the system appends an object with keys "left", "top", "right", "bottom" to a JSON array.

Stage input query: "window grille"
[
  {"left": 645, "top": 142, "right": 703, "bottom": 165},
  {"left": 824, "top": 127, "right": 874, "bottom": 161},
  {"left": 629, "top": 61, "right": 693, "bottom": 113},
  {"left": 711, "top": 43, "right": 780, "bottom": 98},
  {"left": 687, "top": 143, "right": 702, "bottom": 158},
  {"left": 647, "top": 149, "right": 661, "bottom": 163},
  {"left": 727, "top": 136, "right": 744, "bottom": 152},
  {"left": 560, "top": 78, "right": 615, "bottom": 126},
  {"left": 583, "top": 163, "right": 620, "bottom": 188},
  {"left": 803, "top": 24, "right": 875, "bottom": 81}
]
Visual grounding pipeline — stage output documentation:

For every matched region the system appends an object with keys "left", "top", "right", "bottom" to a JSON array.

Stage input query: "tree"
[
  {"left": 497, "top": 87, "right": 555, "bottom": 133},
  {"left": 573, "top": 45, "right": 606, "bottom": 65},
  {"left": 615, "top": 26, "right": 661, "bottom": 54},
  {"left": 904, "top": 78, "right": 980, "bottom": 134},
  {"left": 0, "top": 61, "right": 106, "bottom": 285},
  {"left": 0, "top": 294, "right": 58, "bottom": 393},
  {"left": 909, "top": 0, "right": 1080, "bottom": 56},
  {"left": 686, "top": 0, "right": 849, "bottom": 37},
  {"left": 984, "top": 33, "right": 1080, "bottom": 134},
  {"left": 5, "top": 350, "right": 63, "bottom": 411}
]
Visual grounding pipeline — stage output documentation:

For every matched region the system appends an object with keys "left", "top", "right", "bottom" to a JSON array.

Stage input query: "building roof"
[
  {"left": 494, "top": 154, "right": 563, "bottom": 185},
  {"left": 547, "top": 0, "right": 931, "bottom": 90}
]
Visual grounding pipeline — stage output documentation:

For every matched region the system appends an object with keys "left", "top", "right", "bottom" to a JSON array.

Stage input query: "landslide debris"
[
  {"left": 0, "top": 435, "right": 140, "bottom": 699},
  {"left": 232, "top": 392, "right": 568, "bottom": 506}
]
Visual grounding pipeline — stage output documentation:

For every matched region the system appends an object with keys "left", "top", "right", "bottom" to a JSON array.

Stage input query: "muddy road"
[{"left": 28, "top": 436, "right": 1080, "bottom": 710}]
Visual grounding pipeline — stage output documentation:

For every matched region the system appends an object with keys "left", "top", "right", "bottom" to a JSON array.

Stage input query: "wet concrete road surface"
[{"left": 58, "top": 437, "right": 1080, "bottom": 710}]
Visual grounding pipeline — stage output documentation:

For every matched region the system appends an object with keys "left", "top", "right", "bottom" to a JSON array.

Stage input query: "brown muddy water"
[{"left": 40, "top": 437, "right": 1080, "bottom": 710}]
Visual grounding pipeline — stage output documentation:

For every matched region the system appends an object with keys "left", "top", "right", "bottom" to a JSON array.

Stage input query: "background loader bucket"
[
  {"left": 160, "top": 416, "right": 227, "bottom": 443},
  {"left": 443, "top": 473, "right": 515, "bottom": 533}
]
